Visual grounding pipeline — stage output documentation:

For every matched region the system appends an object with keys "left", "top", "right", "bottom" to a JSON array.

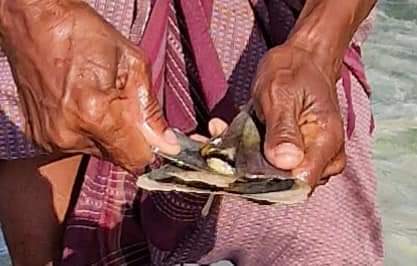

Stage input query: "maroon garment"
[
  {"left": 61, "top": 1, "right": 382, "bottom": 265},
  {"left": 0, "top": 0, "right": 382, "bottom": 265}
]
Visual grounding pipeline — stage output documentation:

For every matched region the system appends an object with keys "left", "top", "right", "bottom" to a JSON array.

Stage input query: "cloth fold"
[{"left": 0, "top": 0, "right": 382, "bottom": 265}]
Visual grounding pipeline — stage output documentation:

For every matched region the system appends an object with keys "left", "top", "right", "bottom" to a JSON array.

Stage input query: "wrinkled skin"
[
  {"left": 196, "top": 43, "right": 347, "bottom": 188},
  {"left": 191, "top": 0, "right": 376, "bottom": 188},
  {"left": 252, "top": 43, "right": 346, "bottom": 187},
  {"left": 0, "top": 0, "right": 378, "bottom": 265},
  {"left": 0, "top": 0, "right": 180, "bottom": 172}
]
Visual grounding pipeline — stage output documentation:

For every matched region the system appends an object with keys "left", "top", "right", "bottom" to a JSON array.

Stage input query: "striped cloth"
[{"left": 0, "top": 0, "right": 383, "bottom": 265}]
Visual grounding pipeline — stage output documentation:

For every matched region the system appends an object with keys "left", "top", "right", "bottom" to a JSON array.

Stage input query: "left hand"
[{"left": 251, "top": 42, "right": 346, "bottom": 187}]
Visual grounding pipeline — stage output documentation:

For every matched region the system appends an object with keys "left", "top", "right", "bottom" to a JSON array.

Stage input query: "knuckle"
[
  {"left": 76, "top": 93, "right": 110, "bottom": 128},
  {"left": 141, "top": 95, "right": 163, "bottom": 120},
  {"left": 266, "top": 120, "right": 301, "bottom": 147},
  {"left": 270, "top": 120, "right": 297, "bottom": 137}
]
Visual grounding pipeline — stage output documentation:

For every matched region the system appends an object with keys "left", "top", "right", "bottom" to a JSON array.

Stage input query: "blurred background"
[
  {"left": 364, "top": 0, "right": 417, "bottom": 265},
  {"left": 1, "top": 0, "right": 416, "bottom": 265}
]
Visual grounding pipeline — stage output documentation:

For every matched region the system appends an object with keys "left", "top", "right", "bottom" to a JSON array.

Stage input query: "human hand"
[
  {"left": 252, "top": 42, "right": 346, "bottom": 187},
  {"left": 0, "top": 0, "right": 179, "bottom": 171}
]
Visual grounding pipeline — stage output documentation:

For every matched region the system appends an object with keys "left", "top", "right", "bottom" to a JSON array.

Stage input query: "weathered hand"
[
  {"left": 0, "top": 1, "right": 179, "bottom": 171},
  {"left": 252, "top": 43, "right": 346, "bottom": 187}
]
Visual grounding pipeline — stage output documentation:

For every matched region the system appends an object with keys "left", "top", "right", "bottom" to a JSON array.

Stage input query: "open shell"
[{"left": 137, "top": 108, "right": 311, "bottom": 204}]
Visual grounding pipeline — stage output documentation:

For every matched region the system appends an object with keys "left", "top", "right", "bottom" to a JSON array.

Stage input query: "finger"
[
  {"left": 123, "top": 51, "right": 180, "bottom": 155},
  {"left": 208, "top": 118, "right": 228, "bottom": 137},
  {"left": 321, "top": 150, "right": 346, "bottom": 178},
  {"left": 263, "top": 104, "right": 304, "bottom": 170},
  {"left": 106, "top": 125, "right": 154, "bottom": 171},
  {"left": 86, "top": 97, "right": 155, "bottom": 171},
  {"left": 309, "top": 151, "right": 346, "bottom": 187},
  {"left": 137, "top": 84, "right": 179, "bottom": 154},
  {"left": 292, "top": 124, "right": 343, "bottom": 187},
  {"left": 190, "top": 134, "right": 210, "bottom": 143},
  {"left": 79, "top": 99, "right": 154, "bottom": 171},
  {"left": 68, "top": 51, "right": 159, "bottom": 171}
]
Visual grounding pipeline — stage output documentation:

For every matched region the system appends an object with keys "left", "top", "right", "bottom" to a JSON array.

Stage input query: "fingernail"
[
  {"left": 274, "top": 143, "right": 302, "bottom": 157},
  {"left": 268, "top": 143, "right": 304, "bottom": 170},
  {"left": 163, "top": 129, "right": 178, "bottom": 145}
]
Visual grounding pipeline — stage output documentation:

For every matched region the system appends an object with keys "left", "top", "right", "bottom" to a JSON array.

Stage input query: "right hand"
[{"left": 0, "top": 0, "right": 179, "bottom": 171}]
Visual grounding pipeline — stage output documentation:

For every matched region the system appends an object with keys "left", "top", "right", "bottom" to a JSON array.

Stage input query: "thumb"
[
  {"left": 137, "top": 85, "right": 180, "bottom": 155},
  {"left": 125, "top": 52, "right": 180, "bottom": 155},
  {"left": 263, "top": 106, "right": 304, "bottom": 170}
]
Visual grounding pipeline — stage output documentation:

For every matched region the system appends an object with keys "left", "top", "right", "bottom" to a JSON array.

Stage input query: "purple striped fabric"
[{"left": 0, "top": 0, "right": 382, "bottom": 265}]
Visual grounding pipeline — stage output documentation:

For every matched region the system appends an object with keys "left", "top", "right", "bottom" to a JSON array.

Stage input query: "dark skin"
[
  {"left": 0, "top": 0, "right": 180, "bottom": 172},
  {"left": 0, "top": 0, "right": 376, "bottom": 265},
  {"left": 252, "top": 0, "right": 378, "bottom": 186}
]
